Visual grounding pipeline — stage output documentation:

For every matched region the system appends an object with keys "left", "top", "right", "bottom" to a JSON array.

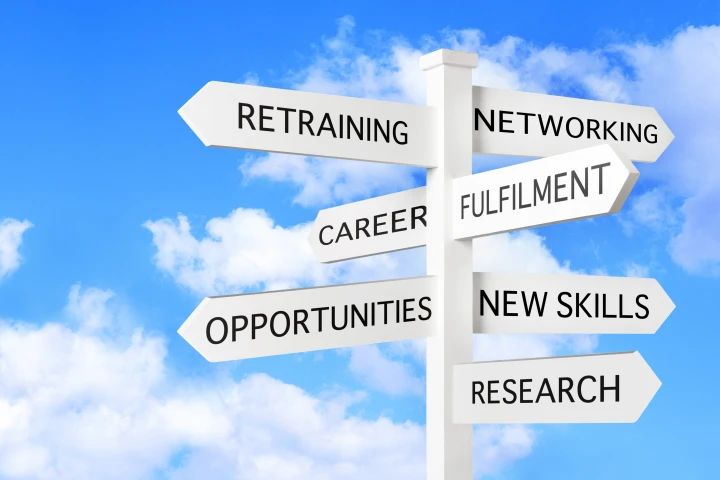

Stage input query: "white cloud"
[
  {"left": 0, "top": 284, "right": 540, "bottom": 480},
  {"left": 0, "top": 218, "right": 32, "bottom": 281},
  {"left": 346, "top": 345, "right": 423, "bottom": 396},
  {"left": 624, "top": 262, "right": 650, "bottom": 278},
  {"left": 143, "top": 209, "right": 416, "bottom": 297},
  {"left": 473, "top": 231, "right": 574, "bottom": 275}
]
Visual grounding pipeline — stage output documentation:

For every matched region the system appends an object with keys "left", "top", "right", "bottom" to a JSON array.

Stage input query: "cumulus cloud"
[
  {"left": 0, "top": 285, "right": 541, "bottom": 479},
  {"left": 0, "top": 218, "right": 32, "bottom": 281},
  {"left": 143, "top": 209, "right": 419, "bottom": 296}
]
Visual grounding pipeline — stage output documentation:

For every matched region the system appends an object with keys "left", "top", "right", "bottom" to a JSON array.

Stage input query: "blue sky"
[{"left": 0, "top": 0, "right": 719, "bottom": 478}]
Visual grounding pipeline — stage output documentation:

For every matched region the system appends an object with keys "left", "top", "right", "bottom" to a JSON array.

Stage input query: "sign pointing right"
[
  {"left": 453, "top": 351, "right": 661, "bottom": 424},
  {"left": 453, "top": 144, "right": 638, "bottom": 240},
  {"left": 472, "top": 86, "right": 674, "bottom": 163}
]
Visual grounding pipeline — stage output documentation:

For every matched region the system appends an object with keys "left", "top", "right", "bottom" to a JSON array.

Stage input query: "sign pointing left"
[
  {"left": 178, "top": 276, "right": 437, "bottom": 362},
  {"left": 179, "top": 82, "right": 438, "bottom": 167}
]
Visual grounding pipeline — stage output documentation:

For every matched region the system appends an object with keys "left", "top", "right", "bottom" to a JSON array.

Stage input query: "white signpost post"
[
  {"left": 178, "top": 47, "right": 675, "bottom": 480},
  {"left": 472, "top": 85, "right": 675, "bottom": 162},
  {"left": 473, "top": 272, "right": 675, "bottom": 334},
  {"left": 453, "top": 351, "right": 661, "bottom": 424}
]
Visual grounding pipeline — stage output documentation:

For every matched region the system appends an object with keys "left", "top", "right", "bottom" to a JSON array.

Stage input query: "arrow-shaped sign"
[
  {"left": 453, "top": 144, "right": 638, "bottom": 240},
  {"left": 472, "top": 86, "right": 674, "bottom": 163},
  {"left": 178, "top": 276, "right": 437, "bottom": 362},
  {"left": 179, "top": 81, "right": 438, "bottom": 167},
  {"left": 473, "top": 272, "right": 675, "bottom": 334},
  {"left": 309, "top": 187, "right": 427, "bottom": 263},
  {"left": 453, "top": 351, "right": 661, "bottom": 424}
]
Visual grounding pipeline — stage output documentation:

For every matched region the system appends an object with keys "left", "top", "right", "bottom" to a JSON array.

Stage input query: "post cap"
[{"left": 419, "top": 49, "right": 479, "bottom": 71}]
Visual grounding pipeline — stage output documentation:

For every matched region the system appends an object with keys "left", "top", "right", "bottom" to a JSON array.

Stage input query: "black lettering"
[
  {"left": 319, "top": 225, "right": 333, "bottom": 245},
  {"left": 374, "top": 213, "right": 388, "bottom": 236},
  {"left": 499, "top": 185, "right": 510, "bottom": 212},
  {"left": 311, "top": 306, "right": 328, "bottom": 332},
  {"left": 259, "top": 105, "right": 274, "bottom": 132},
  {"left": 317, "top": 113, "right": 337, "bottom": 138},
  {"left": 516, "top": 112, "right": 536, "bottom": 134},
  {"left": 418, "top": 296, "right": 432, "bottom": 320},
  {"left": 347, "top": 116, "right": 363, "bottom": 140},
  {"left": 571, "top": 168, "right": 589, "bottom": 199},
  {"left": 294, "top": 309, "right": 309, "bottom": 334},
  {"left": 536, "top": 378, "right": 556, "bottom": 403},
  {"left": 627, "top": 123, "right": 642, "bottom": 142},
  {"left": 591, "top": 162, "right": 610, "bottom": 194},
  {"left": 538, "top": 114, "right": 563, "bottom": 136},
  {"left": 238, "top": 103, "right": 256, "bottom": 130},
  {"left": 393, "top": 121, "right": 408, "bottom": 145},
  {"left": 480, "top": 290, "right": 499, "bottom": 316},
  {"left": 587, "top": 118, "right": 600, "bottom": 139},
  {"left": 644, "top": 124, "right": 658, "bottom": 144},
  {"left": 558, "top": 377, "right": 575, "bottom": 403},
  {"left": 206, "top": 317, "right": 228, "bottom": 344},
  {"left": 555, "top": 172, "right": 568, "bottom": 202},
  {"left": 351, "top": 304, "right": 368, "bottom": 327},
  {"left": 602, "top": 293, "right": 617, "bottom": 318},
  {"left": 411, "top": 206, "right": 427, "bottom": 228},
  {"left": 619, "top": 294, "right": 633, "bottom": 319},
  {"left": 276, "top": 107, "right": 296, "bottom": 133},
  {"left": 576, "top": 293, "right": 592, "bottom": 317},
  {"left": 558, "top": 292, "right": 572, "bottom": 318},
  {"left": 232, "top": 315, "right": 248, "bottom": 341},
  {"left": 472, "top": 381, "right": 485, "bottom": 404},
  {"left": 566, "top": 117, "right": 583, "bottom": 138},
  {"left": 392, "top": 209, "right": 407, "bottom": 232},
  {"left": 251, "top": 313, "right": 267, "bottom": 339},
  {"left": 374, "top": 119, "right": 390, "bottom": 143},
  {"left": 520, "top": 379, "right": 533, "bottom": 403},
  {"left": 635, "top": 294, "right": 649, "bottom": 319},
  {"left": 270, "top": 311, "right": 291, "bottom": 337},
  {"left": 503, "top": 379, "right": 517, "bottom": 404},
  {"left": 499, "top": 110, "right": 514, "bottom": 133},
  {"left": 475, "top": 109, "right": 494, "bottom": 131},
  {"left": 503, "top": 290, "right": 518, "bottom": 317},
  {"left": 487, "top": 380, "right": 500, "bottom": 404},
  {"left": 600, "top": 375, "right": 620, "bottom": 402},
  {"left": 522, "top": 291, "right": 547, "bottom": 316},
  {"left": 603, "top": 120, "right": 618, "bottom": 141},
  {"left": 356, "top": 218, "right": 370, "bottom": 239},
  {"left": 336, "top": 222, "right": 353, "bottom": 242},
  {"left": 299, "top": 110, "right": 315, "bottom": 136},
  {"left": 534, "top": 177, "right": 551, "bottom": 205},
  {"left": 461, "top": 194, "right": 470, "bottom": 220},
  {"left": 403, "top": 298, "right": 415, "bottom": 322},
  {"left": 578, "top": 375, "right": 597, "bottom": 403}
]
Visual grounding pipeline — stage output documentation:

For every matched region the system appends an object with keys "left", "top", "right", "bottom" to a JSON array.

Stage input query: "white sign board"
[
  {"left": 179, "top": 81, "right": 438, "bottom": 167},
  {"left": 473, "top": 272, "right": 675, "bottom": 334},
  {"left": 309, "top": 187, "right": 427, "bottom": 263},
  {"left": 178, "top": 276, "right": 436, "bottom": 362},
  {"left": 453, "top": 144, "right": 638, "bottom": 240},
  {"left": 453, "top": 351, "right": 661, "bottom": 424},
  {"left": 472, "top": 86, "right": 674, "bottom": 162}
]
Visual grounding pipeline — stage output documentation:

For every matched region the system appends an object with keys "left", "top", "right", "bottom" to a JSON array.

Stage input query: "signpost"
[
  {"left": 453, "top": 144, "right": 639, "bottom": 240},
  {"left": 473, "top": 272, "right": 675, "bottom": 334},
  {"left": 178, "top": 81, "right": 438, "bottom": 167},
  {"left": 309, "top": 186, "right": 427, "bottom": 263},
  {"left": 178, "top": 47, "right": 675, "bottom": 480},
  {"left": 453, "top": 351, "right": 661, "bottom": 424},
  {"left": 178, "top": 276, "right": 436, "bottom": 362},
  {"left": 472, "top": 85, "right": 674, "bottom": 162}
]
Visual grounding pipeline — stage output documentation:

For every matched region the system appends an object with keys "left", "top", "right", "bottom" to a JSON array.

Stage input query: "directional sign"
[
  {"left": 453, "top": 144, "right": 639, "bottom": 240},
  {"left": 453, "top": 351, "right": 661, "bottom": 424},
  {"left": 309, "top": 187, "right": 427, "bottom": 263},
  {"left": 472, "top": 86, "right": 674, "bottom": 163},
  {"left": 179, "top": 81, "right": 438, "bottom": 167},
  {"left": 473, "top": 272, "right": 675, "bottom": 334},
  {"left": 178, "top": 276, "right": 436, "bottom": 362}
]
